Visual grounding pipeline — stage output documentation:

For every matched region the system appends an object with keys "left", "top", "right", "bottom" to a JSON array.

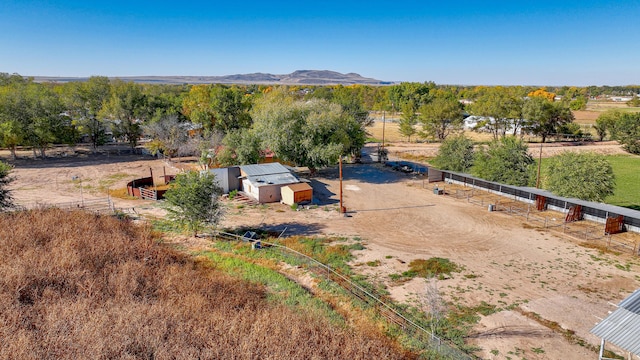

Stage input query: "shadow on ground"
[
  {"left": 250, "top": 221, "right": 327, "bottom": 237},
  {"left": 309, "top": 179, "right": 339, "bottom": 205}
]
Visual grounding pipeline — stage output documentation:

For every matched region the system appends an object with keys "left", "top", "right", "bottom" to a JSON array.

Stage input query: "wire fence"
[
  {"left": 215, "top": 231, "right": 475, "bottom": 360},
  {"left": 436, "top": 184, "right": 640, "bottom": 254},
  {"left": 14, "top": 197, "right": 115, "bottom": 214}
]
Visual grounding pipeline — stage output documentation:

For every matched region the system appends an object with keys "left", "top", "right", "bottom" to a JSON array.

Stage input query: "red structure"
[
  {"left": 605, "top": 216, "right": 625, "bottom": 235},
  {"left": 126, "top": 168, "right": 175, "bottom": 200}
]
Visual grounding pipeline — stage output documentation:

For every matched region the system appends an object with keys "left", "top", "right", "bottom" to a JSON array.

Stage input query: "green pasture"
[
  {"left": 605, "top": 155, "right": 640, "bottom": 210},
  {"left": 540, "top": 154, "right": 640, "bottom": 210}
]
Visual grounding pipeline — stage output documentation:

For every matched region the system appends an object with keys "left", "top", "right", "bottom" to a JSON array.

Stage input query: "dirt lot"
[{"left": 4, "top": 144, "right": 640, "bottom": 360}]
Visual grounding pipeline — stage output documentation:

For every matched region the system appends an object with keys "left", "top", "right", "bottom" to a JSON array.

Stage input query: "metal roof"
[
  {"left": 283, "top": 182, "right": 313, "bottom": 192},
  {"left": 239, "top": 163, "right": 290, "bottom": 177},
  {"left": 591, "top": 289, "right": 640, "bottom": 356},
  {"left": 246, "top": 173, "right": 299, "bottom": 187}
]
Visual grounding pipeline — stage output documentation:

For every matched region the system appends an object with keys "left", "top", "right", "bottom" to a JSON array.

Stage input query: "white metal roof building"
[
  {"left": 591, "top": 288, "right": 640, "bottom": 359},
  {"left": 238, "top": 163, "right": 303, "bottom": 203}
]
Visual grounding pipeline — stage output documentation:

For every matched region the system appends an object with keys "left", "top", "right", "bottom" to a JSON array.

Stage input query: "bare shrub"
[{"left": 0, "top": 209, "right": 414, "bottom": 359}]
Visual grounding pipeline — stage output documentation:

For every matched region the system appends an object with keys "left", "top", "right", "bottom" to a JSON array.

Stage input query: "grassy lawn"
[
  {"left": 540, "top": 154, "right": 640, "bottom": 209},
  {"left": 605, "top": 155, "right": 640, "bottom": 210}
]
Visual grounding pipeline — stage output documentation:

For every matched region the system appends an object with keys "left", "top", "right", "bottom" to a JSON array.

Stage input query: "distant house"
[{"left": 239, "top": 163, "right": 304, "bottom": 203}]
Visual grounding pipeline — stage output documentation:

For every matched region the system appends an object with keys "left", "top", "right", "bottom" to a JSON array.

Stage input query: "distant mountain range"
[{"left": 32, "top": 70, "right": 393, "bottom": 85}]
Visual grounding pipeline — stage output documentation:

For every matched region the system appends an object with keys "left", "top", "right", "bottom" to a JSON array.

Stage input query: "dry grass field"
[{"left": 0, "top": 209, "right": 414, "bottom": 360}]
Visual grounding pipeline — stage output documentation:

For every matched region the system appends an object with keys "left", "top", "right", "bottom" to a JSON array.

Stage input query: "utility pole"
[
  {"left": 536, "top": 141, "right": 543, "bottom": 188},
  {"left": 339, "top": 156, "right": 344, "bottom": 213},
  {"left": 382, "top": 111, "right": 386, "bottom": 151}
]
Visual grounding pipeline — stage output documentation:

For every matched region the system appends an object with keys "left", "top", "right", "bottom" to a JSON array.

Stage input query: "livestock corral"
[{"left": 4, "top": 144, "right": 640, "bottom": 359}]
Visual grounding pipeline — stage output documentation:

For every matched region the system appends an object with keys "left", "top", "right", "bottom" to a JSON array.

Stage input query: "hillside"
[
  {"left": 31, "top": 70, "right": 392, "bottom": 85},
  {"left": 0, "top": 209, "right": 412, "bottom": 359}
]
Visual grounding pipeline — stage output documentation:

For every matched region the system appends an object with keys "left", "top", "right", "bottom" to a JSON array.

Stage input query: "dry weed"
[{"left": 0, "top": 209, "right": 414, "bottom": 359}]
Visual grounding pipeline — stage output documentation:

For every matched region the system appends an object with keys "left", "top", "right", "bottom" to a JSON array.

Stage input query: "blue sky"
[{"left": 1, "top": 0, "right": 639, "bottom": 86}]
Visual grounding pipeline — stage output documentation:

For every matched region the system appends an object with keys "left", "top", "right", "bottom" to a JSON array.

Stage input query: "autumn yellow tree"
[{"left": 527, "top": 88, "right": 556, "bottom": 101}]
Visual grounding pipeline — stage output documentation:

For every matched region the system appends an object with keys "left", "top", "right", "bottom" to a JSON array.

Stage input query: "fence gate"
[
  {"left": 535, "top": 195, "right": 546, "bottom": 211},
  {"left": 605, "top": 216, "right": 624, "bottom": 235}
]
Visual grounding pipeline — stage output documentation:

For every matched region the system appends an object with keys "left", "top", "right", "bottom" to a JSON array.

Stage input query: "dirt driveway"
[
  {"left": 220, "top": 162, "right": 639, "bottom": 360},
  {"left": 5, "top": 148, "right": 640, "bottom": 360}
]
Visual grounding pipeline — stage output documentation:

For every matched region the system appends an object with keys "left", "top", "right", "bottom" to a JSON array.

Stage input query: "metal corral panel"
[
  {"left": 428, "top": 168, "right": 444, "bottom": 183},
  {"left": 591, "top": 289, "right": 640, "bottom": 356},
  {"left": 434, "top": 167, "right": 640, "bottom": 233},
  {"left": 239, "top": 163, "right": 289, "bottom": 177}
]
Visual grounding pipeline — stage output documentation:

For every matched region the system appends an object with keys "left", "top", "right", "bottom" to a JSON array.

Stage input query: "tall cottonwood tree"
[
  {"left": 398, "top": 102, "right": 418, "bottom": 142},
  {"left": 545, "top": 152, "right": 615, "bottom": 202},
  {"left": 522, "top": 96, "right": 574, "bottom": 143},
  {"left": 182, "top": 85, "right": 252, "bottom": 133},
  {"left": 418, "top": 94, "right": 464, "bottom": 140},
  {"left": 61, "top": 76, "right": 112, "bottom": 151},
  {"left": 611, "top": 112, "right": 640, "bottom": 154},
  {"left": 472, "top": 136, "right": 534, "bottom": 186},
  {"left": 431, "top": 134, "right": 474, "bottom": 172},
  {"left": 470, "top": 87, "right": 523, "bottom": 139},
  {"left": 101, "top": 80, "right": 147, "bottom": 149},
  {"left": 251, "top": 90, "right": 365, "bottom": 172},
  {"left": 593, "top": 110, "right": 622, "bottom": 141}
]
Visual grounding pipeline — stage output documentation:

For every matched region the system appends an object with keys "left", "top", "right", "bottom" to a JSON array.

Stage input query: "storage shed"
[
  {"left": 239, "top": 163, "right": 301, "bottom": 203},
  {"left": 208, "top": 167, "right": 241, "bottom": 194},
  {"left": 280, "top": 182, "right": 313, "bottom": 206}
]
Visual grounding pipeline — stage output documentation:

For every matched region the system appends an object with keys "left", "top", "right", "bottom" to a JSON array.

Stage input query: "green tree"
[
  {"left": 142, "top": 83, "right": 187, "bottom": 123},
  {"left": 182, "top": 85, "right": 252, "bottom": 133},
  {"left": 0, "top": 82, "right": 29, "bottom": 160},
  {"left": 182, "top": 85, "right": 214, "bottom": 131},
  {"left": 545, "top": 152, "right": 615, "bottom": 202},
  {"left": 431, "top": 134, "right": 474, "bottom": 172},
  {"left": 388, "top": 82, "right": 435, "bottom": 112},
  {"left": 470, "top": 87, "right": 523, "bottom": 139},
  {"left": 216, "top": 129, "right": 261, "bottom": 167},
  {"left": 163, "top": 171, "right": 223, "bottom": 236},
  {"left": 0, "top": 120, "right": 24, "bottom": 160},
  {"left": 101, "top": 80, "right": 147, "bottom": 149},
  {"left": 626, "top": 95, "right": 640, "bottom": 107},
  {"left": 418, "top": 94, "right": 464, "bottom": 140},
  {"left": 209, "top": 85, "right": 252, "bottom": 132},
  {"left": 60, "top": 76, "right": 111, "bottom": 151},
  {"left": 398, "top": 102, "right": 418, "bottom": 142},
  {"left": 24, "top": 84, "right": 68, "bottom": 158},
  {"left": 569, "top": 95, "right": 587, "bottom": 110},
  {"left": 610, "top": 112, "right": 640, "bottom": 154},
  {"left": 0, "top": 160, "right": 13, "bottom": 210},
  {"left": 252, "top": 90, "right": 365, "bottom": 172},
  {"left": 472, "top": 136, "right": 534, "bottom": 186},
  {"left": 522, "top": 97, "right": 574, "bottom": 143},
  {"left": 593, "top": 110, "right": 623, "bottom": 141}
]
